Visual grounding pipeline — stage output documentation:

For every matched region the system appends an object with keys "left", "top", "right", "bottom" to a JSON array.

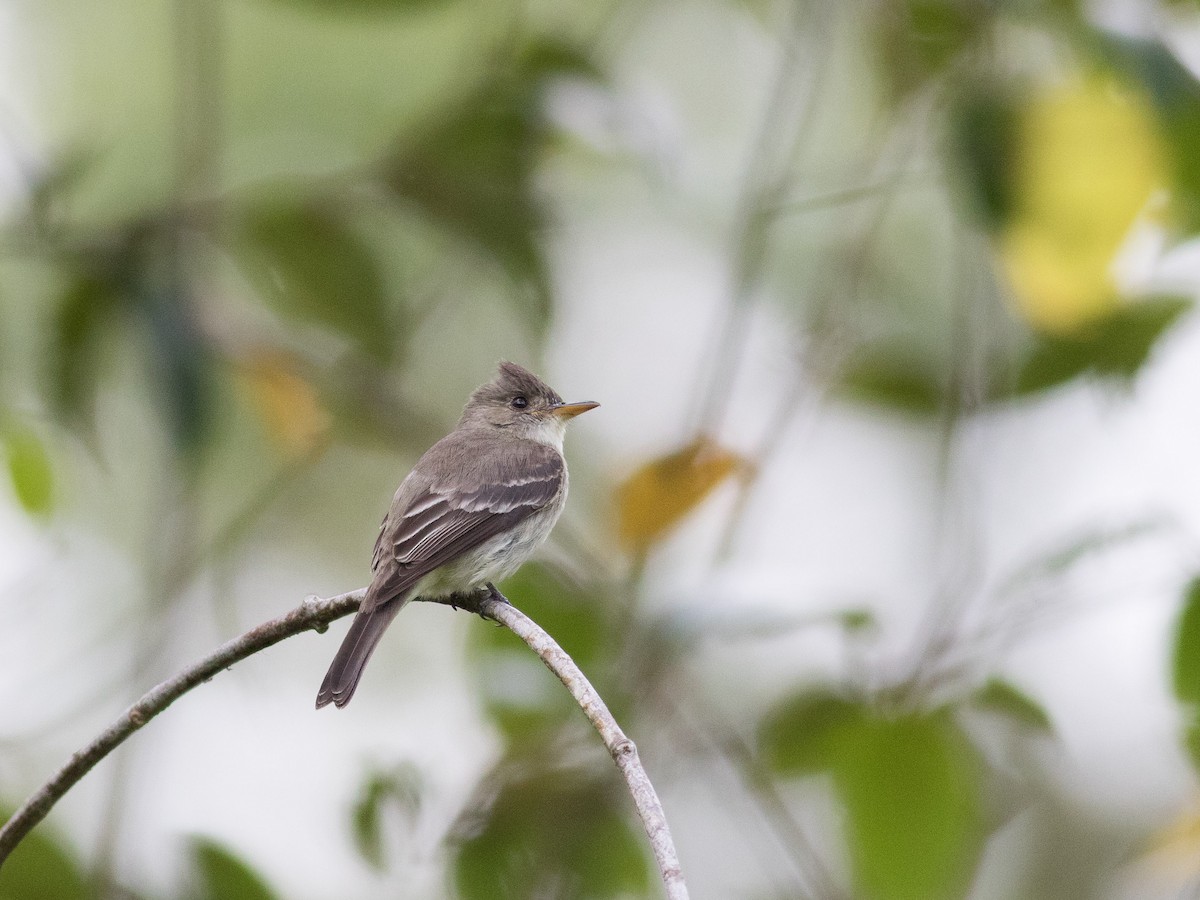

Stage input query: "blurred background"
[{"left": 3, "top": 0, "right": 1200, "bottom": 898}]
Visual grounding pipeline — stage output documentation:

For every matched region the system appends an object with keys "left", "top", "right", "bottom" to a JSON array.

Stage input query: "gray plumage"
[{"left": 316, "top": 362, "right": 597, "bottom": 709}]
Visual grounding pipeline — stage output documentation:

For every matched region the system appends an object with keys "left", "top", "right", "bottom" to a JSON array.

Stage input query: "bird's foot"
[{"left": 484, "top": 582, "right": 511, "bottom": 606}]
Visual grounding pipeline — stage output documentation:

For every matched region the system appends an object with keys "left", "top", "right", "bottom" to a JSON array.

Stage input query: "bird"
[{"left": 316, "top": 361, "right": 598, "bottom": 708}]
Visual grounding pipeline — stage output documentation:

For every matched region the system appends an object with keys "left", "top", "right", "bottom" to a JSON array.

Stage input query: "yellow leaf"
[
  {"left": 1137, "top": 801, "right": 1200, "bottom": 885},
  {"left": 237, "top": 352, "right": 331, "bottom": 458},
  {"left": 616, "top": 437, "right": 745, "bottom": 552},
  {"left": 1001, "top": 74, "right": 1166, "bottom": 334}
]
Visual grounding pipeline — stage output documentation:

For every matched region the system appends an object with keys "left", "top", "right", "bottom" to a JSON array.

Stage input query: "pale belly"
[{"left": 414, "top": 488, "right": 567, "bottom": 598}]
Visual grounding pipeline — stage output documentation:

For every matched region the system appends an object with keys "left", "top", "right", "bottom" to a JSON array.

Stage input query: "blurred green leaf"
[
  {"left": 28, "top": 146, "right": 98, "bottom": 228},
  {"left": 46, "top": 273, "right": 125, "bottom": 429},
  {"left": 235, "top": 203, "right": 395, "bottom": 362},
  {"left": 2, "top": 425, "right": 53, "bottom": 515},
  {"left": 877, "top": 0, "right": 986, "bottom": 101},
  {"left": 475, "top": 563, "right": 611, "bottom": 740},
  {"left": 271, "top": 0, "right": 450, "bottom": 11},
  {"left": 453, "top": 774, "right": 649, "bottom": 900},
  {"left": 1091, "top": 34, "right": 1200, "bottom": 233},
  {"left": 971, "top": 678, "right": 1053, "bottom": 733},
  {"left": 758, "top": 689, "right": 866, "bottom": 776},
  {"left": 1015, "top": 297, "right": 1190, "bottom": 393},
  {"left": 1183, "top": 714, "right": 1200, "bottom": 771},
  {"left": 387, "top": 89, "right": 548, "bottom": 323},
  {"left": 834, "top": 711, "right": 986, "bottom": 900},
  {"left": 840, "top": 609, "right": 876, "bottom": 632},
  {"left": 351, "top": 763, "right": 422, "bottom": 872},
  {"left": 0, "top": 815, "right": 88, "bottom": 900},
  {"left": 1173, "top": 577, "right": 1200, "bottom": 706},
  {"left": 385, "top": 40, "right": 599, "bottom": 331},
  {"left": 951, "top": 83, "right": 1019, "bottom": 229},
  {"left": 839, "top": 348, "right": 945, "bottom": 413},
  {"left": 763, "top": 699, "right": 987, "bottom": 898},
  {"left": 518, "top": 40, "right": 604, "bottom": 82},
  {"left": 187, "top": 837, "right": 279, "bottom": 900}
]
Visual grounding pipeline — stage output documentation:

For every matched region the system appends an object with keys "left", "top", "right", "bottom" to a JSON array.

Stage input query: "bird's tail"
[{"left": 315, "top": 598, "right": 407, "bottom": 709}]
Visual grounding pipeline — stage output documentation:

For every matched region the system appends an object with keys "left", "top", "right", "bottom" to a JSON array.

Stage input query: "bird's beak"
[{"left": 550, "top": 400, "right": 600, "bottom": 419}]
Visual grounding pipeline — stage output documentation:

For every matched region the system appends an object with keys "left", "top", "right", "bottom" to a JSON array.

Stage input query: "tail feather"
[{"left": 315, "top": 599, "right": 406, "bottom": 709}]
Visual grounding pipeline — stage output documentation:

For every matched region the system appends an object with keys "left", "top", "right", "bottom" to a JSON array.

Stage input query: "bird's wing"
[{"left": 363, "top": 438, "right": 563, "bottom": 612}]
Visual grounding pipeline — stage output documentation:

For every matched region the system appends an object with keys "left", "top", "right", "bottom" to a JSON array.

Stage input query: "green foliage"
[
  {"left": 840, "top": 609, "right": 876, "bottom": 632},
  {"left": 1091, "top": 33, "right": 1200, "bottom": 234},
  {"left": 5, "top": 3, "right": 1198, "bottom": 898},
  {"left": 1015, "top": 297, "right": 1190, "bottom": 394},
  {"left": 186, "top": 837, "right": 279, "bottom": 900},
  {"left": 387, "top": 82, "right": 548, "bottom": 318},
  {"left": 27, "top": 146, "right": 97, "bottom": 227},
  {"left": 835, "top": 712, "right": 985, "bottom": 900},
  {"left": 351, "top": 763, "right": 423, "bottom": 872},
  {"left": 971, "top": 678, "right": 1053, "bottom": 733},
  {"left": 839, "top": 347, "right": 946, "bottom": 413},
  {"left": 877, "top": 0, "right": 987, "bottom": 101},
  {"left": 453, "top": 774, "right": 650, "bottom": 900},
  {"left": 951, "top": 83, "right": 1019, "bottom": 230},
  {"left": 517, "top": 40, "right": 604, "bottom": 82},
  {"left": 384, "top": 40, "right": 599, "bottom": 333},
  {"left": 2, "top": 424, "right": 54, "bottom": 516},
  {"left": 235, "top": 203, "right": 396, "bottom": 362},
  {"left": 762, "top": 696, "right": 987, "bottom": 900},
  {"left": 0, "top": 818, "right": 88, "bottom": 900},
  {"left": 831, "top": 284, "right": 1182, "bottom": 417},
  {"left": 1172, "top": 577, "right": 1200, "bottom": 707},
  {"left": 45, "top": 273, "right": 125, "bottom": 429},
  {"left": 1184, "top": 715, "right": 1200, "bottom": 772},
  {"left": 759, "top": 689, "right": 867, "bottom": 776},
  {"left": 953, "top": 28, "right": 1200, "bottom": 240},
  {"left": 272, "top": 0, "right": 451, "bottom": 12}
]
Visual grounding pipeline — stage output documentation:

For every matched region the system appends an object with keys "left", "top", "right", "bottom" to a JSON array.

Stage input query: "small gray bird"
[{"left": 316, "top": 361, "right": 598, "bottom": 708}]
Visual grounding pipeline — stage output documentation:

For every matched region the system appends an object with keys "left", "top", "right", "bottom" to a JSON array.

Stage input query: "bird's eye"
[{"left": 511, "top": 396, "right": 528, "bottom": 409}]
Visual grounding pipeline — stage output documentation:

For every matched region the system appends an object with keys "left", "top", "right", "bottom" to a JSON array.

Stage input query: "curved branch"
[
  {"left": 454, "top": 585, "right": 689, "bottom": 900},
  {"left": 0, "top": 586, "right": 690, "bottom": 898},
  {"left": 0, "top": 588, "right": 365, "bottom": 865}
]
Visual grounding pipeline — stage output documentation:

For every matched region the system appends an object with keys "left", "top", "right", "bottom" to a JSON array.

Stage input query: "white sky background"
[{"left": 2, "top": 2, "right": 1200, "bottom": 899}]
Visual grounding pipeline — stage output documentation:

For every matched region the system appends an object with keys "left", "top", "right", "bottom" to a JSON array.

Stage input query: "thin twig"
[
  {"left": 0, "top": 586, "right": 689, "bottom": 900},
  {"left": 0, "top": 589, "right": 364, "bottom": 866},
  {"left": 766, "top": 170, "right": 928, "bottom": 216}
]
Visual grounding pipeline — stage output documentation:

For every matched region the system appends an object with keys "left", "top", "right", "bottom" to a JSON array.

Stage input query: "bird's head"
[{"left": 460, "top": 361, "right": 598, "bottom": 447}]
